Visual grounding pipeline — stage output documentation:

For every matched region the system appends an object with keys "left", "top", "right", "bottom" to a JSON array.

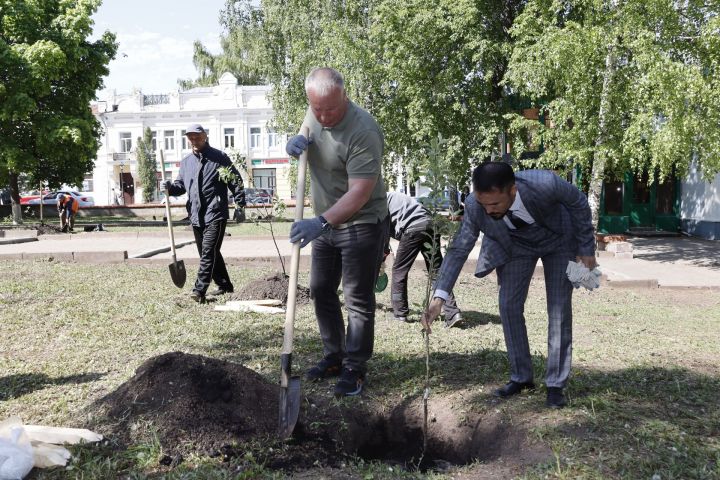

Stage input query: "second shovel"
[{"left": 164, "top": 186, "right": 186, "bottom": 288}]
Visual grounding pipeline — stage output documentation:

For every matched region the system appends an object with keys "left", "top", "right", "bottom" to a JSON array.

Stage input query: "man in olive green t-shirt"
[{"left": 286, "top": 67, "right": 389, "bottom": 398}]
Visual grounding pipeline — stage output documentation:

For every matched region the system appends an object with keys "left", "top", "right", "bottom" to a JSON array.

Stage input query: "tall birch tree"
[{"left": 505, "top": 0, "right": 720, "bottom": 226}]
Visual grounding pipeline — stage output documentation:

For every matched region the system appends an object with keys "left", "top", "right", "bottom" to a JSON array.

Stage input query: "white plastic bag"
[
  {"left": 0, "top": 417, "right": 103, "bottom": 476},
  {"left": 0, "top": 417, "right": 34, "bottom": 480},
  {"left": 30, "top": 442, "right": 71, "bottom": 469}
]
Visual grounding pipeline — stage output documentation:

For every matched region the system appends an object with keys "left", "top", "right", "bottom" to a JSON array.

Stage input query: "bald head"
[
  {"left": 305, "top": 67, "right": 345, "bottom": 96},
  {"left": 305, "top": 67, "right": 348, "bottom": 128}
]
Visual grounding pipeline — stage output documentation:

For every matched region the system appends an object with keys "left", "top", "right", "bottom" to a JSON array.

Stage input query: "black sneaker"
[
  {"left": 208, "top": 287, "right": 233, "bottom": 296},
  {"left": 306, "top": 356, "right": 342, "bottom": 381},
  {"left": 334, "top": 368, "right": 365, "bottom": 397},
  {"left": 190, "top": 291, "right": 206, "bottom": 304}
]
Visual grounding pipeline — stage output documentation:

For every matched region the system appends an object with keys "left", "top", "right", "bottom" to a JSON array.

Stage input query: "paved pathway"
[{"left": 0, "top": 230, "right": 718, "bottom": 288}]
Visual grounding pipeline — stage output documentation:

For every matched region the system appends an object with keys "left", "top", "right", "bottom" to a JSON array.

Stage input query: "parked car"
[
  {"left": 245, "top": 188, "right": 272, "bottom": 205},
  {"left": 27, "top": 190, "right": 95, "bottom": 207},
  {"left": 20, "top": 189, "right": 50, "bottom": 205}
]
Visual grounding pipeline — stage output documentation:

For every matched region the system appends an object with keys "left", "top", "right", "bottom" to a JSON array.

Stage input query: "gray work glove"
[
  {"left": 289, "top": 217, "right": 326, "bottom": 248},
  {"left": 566, "top": 261, "right": 602, "bottom": 291},
  {"left": 285, "top": 135, "right": 312, "bottom": 157}
]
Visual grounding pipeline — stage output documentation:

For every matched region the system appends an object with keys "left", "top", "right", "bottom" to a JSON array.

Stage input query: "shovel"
[
  {"left": 164, "top": 186, "right": 186, "bottom": 288},
  {"left": 278, "top": 126, "right": 309, "bottom": 439}
]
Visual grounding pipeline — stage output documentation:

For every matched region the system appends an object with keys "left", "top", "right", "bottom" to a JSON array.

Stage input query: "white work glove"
[{"left": 566, "top": 261, "right": 602, "bottom": 291}]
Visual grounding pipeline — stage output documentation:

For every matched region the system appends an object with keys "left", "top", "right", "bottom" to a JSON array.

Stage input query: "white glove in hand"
[{"left": 566, "top": 261, "right": 602, "bottom": 290}]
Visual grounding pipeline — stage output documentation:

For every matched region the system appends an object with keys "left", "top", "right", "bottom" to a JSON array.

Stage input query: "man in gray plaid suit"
[{"left": 421, "top": 161, "right": 596, "bottom": 408}]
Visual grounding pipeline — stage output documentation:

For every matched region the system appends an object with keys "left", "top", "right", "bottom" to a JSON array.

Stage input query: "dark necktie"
[{"left": 507, "top": 210, "right": 529, "bottom": 229}]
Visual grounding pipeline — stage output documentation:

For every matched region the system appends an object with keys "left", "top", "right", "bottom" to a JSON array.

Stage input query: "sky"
[{"left": 91, "top": 0, "right": 227, "bottom": 97}]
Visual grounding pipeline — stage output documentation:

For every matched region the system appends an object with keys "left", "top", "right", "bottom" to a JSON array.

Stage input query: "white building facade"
[
  {"left": 681, "top": 164, "right": 720, "bottom": 240},
  {"left": 91, "top": 73, "right": 291, "bottom": 206}
]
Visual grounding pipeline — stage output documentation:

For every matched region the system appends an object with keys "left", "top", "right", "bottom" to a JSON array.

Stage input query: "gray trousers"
[
  {"left": 497, "top": 224, "right": 574, "bottom": 388},
  {"left": 309, "top": 217, "right": 389, "bottom": 373}
]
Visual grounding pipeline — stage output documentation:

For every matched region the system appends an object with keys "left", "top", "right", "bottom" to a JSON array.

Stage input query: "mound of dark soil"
[
  {"left": 229, "top": 272, "right": 311, "bottom": 305},
  {"left": 90, "top": 352, "right": 551, "bottom": 476},
  {"left": 93, "top": 352, "right": 279, "bottom": 456}
]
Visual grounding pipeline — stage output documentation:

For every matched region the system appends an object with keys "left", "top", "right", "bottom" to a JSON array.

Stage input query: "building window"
[
  {"left": 164, "top": 130, "right": 175, "bottom": 150},
  {"left": 224, "top": 128, "right": 235, "bottom": 148},
  {"left": 250, "top": 127, "right": 261, "bottom": 149},
  {"left": 81, "top": 174, "right": 94, "bottom": 192},
  {"left": 120, "top": 132, "right": 132, "bottom": 152},
  {"left": 252, "top": 168, "right": 276, "bottom": 193},
  {"left": 181, "top": 130, "right": 188, "bottom": 150},
  {"left": 267, "top": 128, "right": 280, "bottom": 148}
]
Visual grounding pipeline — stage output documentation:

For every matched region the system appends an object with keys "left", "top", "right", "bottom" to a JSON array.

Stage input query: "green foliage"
[
  {"left": 217, "top": 166, "right": 239, "bottom": 185},
  {"left": 193, "top": 0, "right": 528, "bottom": 188},
  {"left": 418, "top": 134, "right": 459, "bottom": 308},
  {"left": 371, "top": 0, "right": 527, "bottom": 183},
  {"left": 0, "top": 0, "right": 117, "bottom": 193},
  {"left": 505, "top": 0, "right": 720, "bottom": 182},
  {"left": 136, "top": 127, "right": 157, "bottom": 203}
]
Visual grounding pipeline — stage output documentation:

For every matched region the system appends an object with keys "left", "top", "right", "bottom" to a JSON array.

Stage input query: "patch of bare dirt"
[
  {"left": 347, "top": 394, "right": 552, "bottom": 475},
  {"left": 229, "top": 272, "right": 311, "bottom": 305},
  {"left": 35, "top": 224, "right": 64, "bottom": 235},
  {"left": 89, "top": 352, "right": 553, "bottom": 476},
  {"left": 0, "top": 224, "right": 64, "bottom": 235}
]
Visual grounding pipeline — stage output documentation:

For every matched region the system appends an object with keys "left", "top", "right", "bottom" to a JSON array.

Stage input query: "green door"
[{"left": 629, "top": 171, "right": 654, "bottom": 227}]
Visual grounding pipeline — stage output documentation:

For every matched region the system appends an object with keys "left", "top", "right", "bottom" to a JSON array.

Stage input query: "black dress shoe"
[
  {"left": 208, "top": 288, "right": 233, "bottom": 296},
  {"left": 546, "top": 387, "right": 567, "bottom": 408},
  {"left": 493, "top": 381, "right": 536, "bottom": 398}
]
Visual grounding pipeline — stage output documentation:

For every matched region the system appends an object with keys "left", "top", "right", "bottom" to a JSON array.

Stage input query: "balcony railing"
[{"left": 143, "top": 94, "right": 170, "bottom": 106}]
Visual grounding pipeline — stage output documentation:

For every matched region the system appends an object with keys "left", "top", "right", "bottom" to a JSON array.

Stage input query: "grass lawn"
[{"left": 1, "top": 259, "right": 718, "bottom": 479}]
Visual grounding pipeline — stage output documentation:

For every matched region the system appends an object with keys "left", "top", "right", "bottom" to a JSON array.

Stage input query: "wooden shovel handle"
[{"left": 281, "top": 126, "right": 309, "bottom": 356}]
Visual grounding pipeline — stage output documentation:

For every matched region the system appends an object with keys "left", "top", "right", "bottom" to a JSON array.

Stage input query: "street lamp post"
[{"left": 119, "top": 161, "right": 125, "bottom": 205}]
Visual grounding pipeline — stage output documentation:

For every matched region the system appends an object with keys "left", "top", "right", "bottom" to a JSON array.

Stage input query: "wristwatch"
[{"left": 318, "top": 215, "right": 332, "bottom": 233}]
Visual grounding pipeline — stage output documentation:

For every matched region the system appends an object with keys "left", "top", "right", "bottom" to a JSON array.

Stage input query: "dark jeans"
[
  {"left": 391, "top": 227, "right": 460, "bottom": 318},
  {"left": 192, "top": 220, "right": 233, "bottom": 295},
  {"left": 309, "top": 217, "right": 389, "bottom": 373}
]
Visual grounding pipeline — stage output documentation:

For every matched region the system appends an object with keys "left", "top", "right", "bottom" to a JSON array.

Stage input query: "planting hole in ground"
[{"left": 89, "top": 352, "right": 550, "bottom": 474}]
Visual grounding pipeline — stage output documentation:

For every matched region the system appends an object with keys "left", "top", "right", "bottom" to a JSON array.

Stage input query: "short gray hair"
[{"left": 305, "top": 67, "right": 345, "bottom": 96}]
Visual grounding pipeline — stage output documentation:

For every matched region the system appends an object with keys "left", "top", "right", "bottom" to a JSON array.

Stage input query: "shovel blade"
[
  {"left": 278, "top": 376, "right": 301, "bottom": 439},
  {"left": 169, "top": 260, "right": 186, "bottom": 288}
]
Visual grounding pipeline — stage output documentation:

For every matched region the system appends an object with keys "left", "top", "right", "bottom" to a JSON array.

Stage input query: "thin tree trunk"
[
  {"left": 8, "top": 171, "right": 23, "bottom": 225},
  {"left": 588, "top": 38, "right": 618, "bottom": 229}
]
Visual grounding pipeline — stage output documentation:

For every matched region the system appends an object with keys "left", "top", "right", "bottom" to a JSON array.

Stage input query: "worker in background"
[
  {"left": 57, "top": 194, "right": 78, "bottom": 232},
  {"left": 385, "top": 191, "right": 462, "bottom": 327}
]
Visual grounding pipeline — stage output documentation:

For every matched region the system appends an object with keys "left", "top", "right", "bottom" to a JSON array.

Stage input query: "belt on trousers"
[{"left": 332, "top": 219, "right": 378, "bottom": 230}]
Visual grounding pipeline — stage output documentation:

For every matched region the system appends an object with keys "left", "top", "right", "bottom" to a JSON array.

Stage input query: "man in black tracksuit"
[
  {"left": 164, "top": 123, "right": 245, "bottom": 303},
  {"left": 386, "top": 191, "right": 462, "bottom": 327}
]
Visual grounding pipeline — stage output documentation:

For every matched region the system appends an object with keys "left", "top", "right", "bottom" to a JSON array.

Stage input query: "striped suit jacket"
[{"left": 435, "top": 170, "right": 596, "bottom": 293}]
